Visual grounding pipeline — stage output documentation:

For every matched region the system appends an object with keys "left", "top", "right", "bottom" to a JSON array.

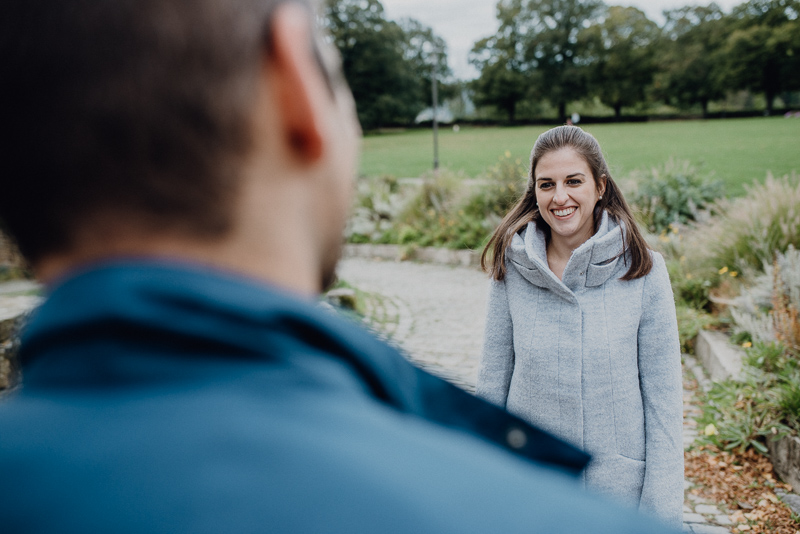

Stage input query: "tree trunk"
[
  {"left": 765, "top": 91, "right": 775, "bottom": 115},
  {"left": 558, "top": 101, "right": 566, "bottom": 122},
  {"left": 506, "top": 101, "right": 516, "bottom": 123},
  {"left": 701, "top": 99, "right": 709, "bottom": 119},
  {"left": 614, "top": 103, "right": 622, "bottom": 121}
]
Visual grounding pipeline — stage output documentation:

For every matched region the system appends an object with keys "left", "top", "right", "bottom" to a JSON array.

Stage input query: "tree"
[
  {"left": 469, "top": 0, "right": 533, "bottom": 122},
  {"left": 521, "top": 0, "right": 605, "bottom": 120},
  {"left": 323, "top": 0, "right": 450, "bottom": 128},
  {"left": 654, "top": 4, "right": 728, "bottom": 116},
  {"left": 721, "top": 0, "right": 800, "bottom": 113},
  {"left": 584, "top": 6, "right": 659, "bottom": 119},
  {"left": 470, "top": 0, "right": 604, "bottom": 121},
  {"left": 397, "top": 18, "right": 455, "bottom": 108}
]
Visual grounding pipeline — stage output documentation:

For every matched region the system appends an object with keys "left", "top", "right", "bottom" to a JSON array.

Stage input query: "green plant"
[
  {"left": 729, "top": 330, "right": 752, "bottom": 346},
  {"left": 696, "top": 339, "right": 800, "bottom": 455},
  {"left": 353, "top": 154, "right": 528, "bottom": 251},
  {"left": 697, "top": 374, "right": 792, "bottom": 454},
  {"left": 744, "top": 342, "right": 792, "bottom": 375},
  {"left": 629, "top": 159, "right": 724, "bottom": 234},
  {"left": 730, "top": 245, "right": 800, "bottom": 350},
  {"left": 347, "top": 174, "right": 406, "bottom": 244},
  {"left": 683, "top": 173, "right": 800, "bottom": 278},
  {"left": 777, "top": 380, "right": 800, "bottom": 430},
  {"left": 675, "top": 304, "right": 717, "bottom": 353}
]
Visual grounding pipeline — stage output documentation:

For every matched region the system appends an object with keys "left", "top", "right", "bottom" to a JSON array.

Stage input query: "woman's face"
[{"left": 534, "top": 147, "right": 605, "bottom": 248}]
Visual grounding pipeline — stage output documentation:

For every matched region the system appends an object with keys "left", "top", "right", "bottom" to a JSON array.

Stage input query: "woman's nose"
[{"left": 553, "top": 184, "right": 568, "bottom": 204}]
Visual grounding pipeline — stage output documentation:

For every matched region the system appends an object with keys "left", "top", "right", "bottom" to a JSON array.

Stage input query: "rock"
[
  {"left": 767, "top": 435, "right": 800, "bottom": 494},
  {"left": 694, "top": 504, "right": 722, "bottom": 515},
  {"left": 714, "top": 515, "right": 733, "bottom": 525},
  {"left": 325, "top": 288, "right": 358, "bottom": 311},
  {"left": 689, "top": 525, "right": 733, "bottom": 534},
  {"left": 683, "top": 513, "right": 706, "bottom": 523},
  {"left": 778, "top": 491, "right": 800, "bottom": 515},
  {"left": 695, "top": 330, "right": 743, "bottom": 381}
]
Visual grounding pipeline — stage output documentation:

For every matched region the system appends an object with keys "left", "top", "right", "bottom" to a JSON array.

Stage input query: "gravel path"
[
  {"left": 337, "top": 257, "right": 488, "bottom": 391},
  {"left": 337, "top": 256, "right": 733, "bottom": 533}
]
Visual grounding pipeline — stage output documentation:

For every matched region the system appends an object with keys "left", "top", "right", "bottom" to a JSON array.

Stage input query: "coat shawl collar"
[{"left": 506, "top": 211, "right": 626, "bottom": 300}]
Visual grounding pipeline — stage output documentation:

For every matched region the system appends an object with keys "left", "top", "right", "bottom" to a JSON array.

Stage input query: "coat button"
[{"left": 506, "top": 427, "right": 528, "bottom": 449}]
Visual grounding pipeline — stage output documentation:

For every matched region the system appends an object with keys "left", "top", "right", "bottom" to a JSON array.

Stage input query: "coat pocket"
[
  {"left": 585, "top": 454, "right": 645, "bottom": 507},
  {"left": 613, "top": 380, "right": 646, "bottom": 462}
]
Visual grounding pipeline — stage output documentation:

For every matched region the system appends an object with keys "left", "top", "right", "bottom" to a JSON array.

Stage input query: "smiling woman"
[{"left": 476, "top": 125, "right": 685, "bottom": 528}]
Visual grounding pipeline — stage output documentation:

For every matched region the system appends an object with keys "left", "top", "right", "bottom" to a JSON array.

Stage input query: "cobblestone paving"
[
  {"left": 338, "top": 257, "right": 488, "bottom": 392},
  {"left": 337, "top": 257, "right": 733, "bottom": 533}
]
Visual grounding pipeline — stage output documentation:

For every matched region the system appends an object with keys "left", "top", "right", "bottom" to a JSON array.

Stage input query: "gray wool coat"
[{"left": 477, "top": 212, "right": 684, "bottom": 527}]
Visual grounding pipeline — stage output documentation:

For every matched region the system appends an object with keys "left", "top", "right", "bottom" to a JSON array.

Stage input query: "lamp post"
[{"left": 432, "top": 51, "right": 439, "bottom": 172}]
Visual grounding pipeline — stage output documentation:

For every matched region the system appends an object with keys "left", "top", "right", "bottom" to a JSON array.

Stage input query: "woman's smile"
[{"left": 552, "top": 207, "right": 577, "bottom": 218}]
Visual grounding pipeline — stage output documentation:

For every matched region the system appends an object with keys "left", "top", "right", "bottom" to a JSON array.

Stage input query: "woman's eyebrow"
[{"left": 535, "top": 172, "right": 585, "bottom": 182}]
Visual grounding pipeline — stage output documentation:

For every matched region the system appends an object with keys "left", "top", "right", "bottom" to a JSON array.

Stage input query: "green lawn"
[{"left": 360, "top": 117, "right": 800, "bottom": 195}]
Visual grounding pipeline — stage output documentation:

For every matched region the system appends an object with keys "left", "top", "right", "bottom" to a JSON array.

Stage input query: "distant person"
[
  {"left": 0, "top": 1, "right": 681, "bottom": 532},
  {"left": 478, "top": 125, "right": 684, "bottom": 527}
]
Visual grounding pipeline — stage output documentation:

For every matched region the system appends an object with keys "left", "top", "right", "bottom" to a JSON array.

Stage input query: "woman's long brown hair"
[{"left": 480, "top": 125, "right": 652, "bottom": 281}]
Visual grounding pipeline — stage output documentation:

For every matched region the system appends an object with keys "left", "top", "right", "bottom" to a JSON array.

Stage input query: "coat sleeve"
[
  {"left": 475, "top": 277, "right": 515, "bottom": 408},
  {"left": 637, "top": 252, "right": 684, "bottom": 527}
]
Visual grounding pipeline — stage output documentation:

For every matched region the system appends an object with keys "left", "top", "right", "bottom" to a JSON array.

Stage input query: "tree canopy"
[
  {"left": 468, "top": 0, "right": 800, "bottom": 121},
  {"left": 323, "top": 0, "right": 451, "bottom": 129},
  {"left": 325, "top": 0, "right": 800, "bottom": 125},
  {"left": 585, "top": 6, "right": 659, "bottom": 118}
]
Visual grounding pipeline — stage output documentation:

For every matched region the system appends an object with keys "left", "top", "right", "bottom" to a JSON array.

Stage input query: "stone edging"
[
  {"left": 694, "top": 330, "right": 744, "bottom": 382},
  {"left": 343, "top": 244, "right": 481, "bottom": 268},
  {"left": 694, "top": 329, "right": 800, "bottom": 508}
]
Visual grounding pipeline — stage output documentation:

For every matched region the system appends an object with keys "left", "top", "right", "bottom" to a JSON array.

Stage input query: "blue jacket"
[{"left": 0, "top": 261, "right": 680, "bottom": 533}]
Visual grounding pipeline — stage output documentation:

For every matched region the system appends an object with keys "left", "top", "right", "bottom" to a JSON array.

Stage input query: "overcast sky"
[{"left": 380, "top": 0, "right": 744, "bottom": 79}]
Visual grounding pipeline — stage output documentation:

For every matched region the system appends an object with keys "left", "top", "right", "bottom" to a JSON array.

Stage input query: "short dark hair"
[
  {"left": 481, "top": 125, "right": 653, "bottom": 281},
  {"left": 0, "top": 0, "right": 308, "bottom": 263}
]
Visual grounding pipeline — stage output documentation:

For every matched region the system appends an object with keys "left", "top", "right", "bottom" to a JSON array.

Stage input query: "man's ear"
[{"left": 266, "top": 3, "right": 326, "bottom": 162}]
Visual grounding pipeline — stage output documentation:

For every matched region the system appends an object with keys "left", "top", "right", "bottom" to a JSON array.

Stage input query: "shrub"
[
  {"left": 744, "top": 342, "right": 792, "bottom": 375},
  {"left": 731, "top": 245, "right": 800, "bottom": 347},
  {"left": 628, "top": 159, "right": 724, "bottom": 234},
  {"left": 349, "top": 154, "right": 528, "bottom": 250},
  {"left": 683, "top": 173, "right": 800, "bottom": 278},
  {"left": 696, "top": 371, "right": 792, "bottom": 454},
  {"left": 695, "top": 244, "right": 800, "bottom": 454},
  {"left": 675, "top": 303, "right": 717, "bottom": 353},
  {"left": 347, "top": 175, "right": 405, "bottom": 243}
]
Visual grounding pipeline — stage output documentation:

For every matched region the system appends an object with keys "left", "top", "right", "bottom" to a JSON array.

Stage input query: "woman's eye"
[
  {"left": 538, "top": 182, "right": 553, "bottom": 190},
  {"left": 567, "top": 179, "right": 582, "bottom": 185}
]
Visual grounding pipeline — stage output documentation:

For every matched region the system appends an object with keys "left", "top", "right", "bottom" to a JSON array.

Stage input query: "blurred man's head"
[{"left": 0, "top": 0, "right": 359, "bottom": 292}]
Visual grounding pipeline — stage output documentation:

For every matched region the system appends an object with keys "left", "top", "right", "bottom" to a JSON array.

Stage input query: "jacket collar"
[
  {"left": 21, "top": 260, "right": 591, "bottom": 475},
  {"left": 507, "top": 211, "right": 626, "bottom": 297}
]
